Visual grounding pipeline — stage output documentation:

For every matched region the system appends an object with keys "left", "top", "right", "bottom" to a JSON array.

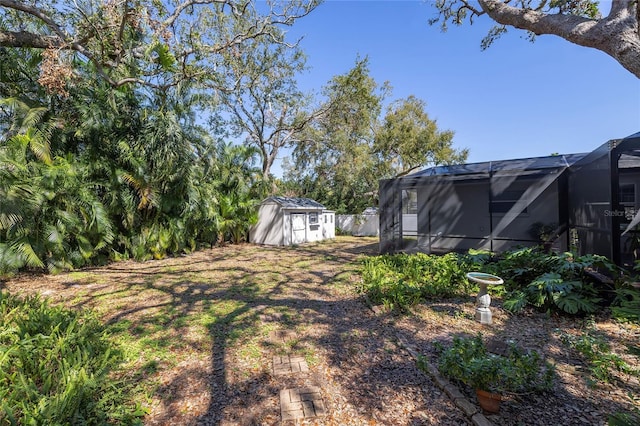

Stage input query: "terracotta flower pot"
[{"left": 476, "top": 389, "right": 501, "bottom": 413}]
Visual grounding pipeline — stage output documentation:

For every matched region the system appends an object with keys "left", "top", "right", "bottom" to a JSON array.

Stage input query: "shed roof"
[
  {"left": 265, "top": 196, "right": 326, "bottom": 209},
  {"left": 406, "top": 152, "right": 589, "bottom": 179}
]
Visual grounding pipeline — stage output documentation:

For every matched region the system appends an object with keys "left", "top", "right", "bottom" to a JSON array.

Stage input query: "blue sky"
[{"left": 271, "top": 0, "right": 640, "bottom": 176}]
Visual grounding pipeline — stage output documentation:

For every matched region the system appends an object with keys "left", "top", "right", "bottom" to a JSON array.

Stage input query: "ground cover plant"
[
  {"left": 0, "top": 104, "right": 266, "bottom": 275},
  {"left": 361, "top": 247, "right": 640, "bottom": 318},
  {"left": 359, "top": 246, "right": 640, "bottom": 320},
  {"left": 557, "top": 317, "right": 640, "bottom": 387},
  {"left": 359, "top": 245, "right": 640, "bottom": 424},
  {"left": 0, "top": 292, "right": 143, "bottom": 425}
]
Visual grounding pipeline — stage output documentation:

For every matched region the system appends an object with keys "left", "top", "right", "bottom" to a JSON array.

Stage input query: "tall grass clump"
[
  {"left": 359, "top": 252, "right": 471, "bottom": 311},
  {"left": 0, "top": 292, "right": 143, "bottom": 425}
]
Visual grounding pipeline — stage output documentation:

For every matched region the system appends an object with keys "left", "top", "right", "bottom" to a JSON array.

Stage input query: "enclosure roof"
[
  {"left": 405, "top": 152, "right": 590, "bottom": 178},
  {"left": 265, "top": 196, "right": 326, "bottom": 209},
  {"left": 613, "top": 132, "right": 640, "bottom": 157}
]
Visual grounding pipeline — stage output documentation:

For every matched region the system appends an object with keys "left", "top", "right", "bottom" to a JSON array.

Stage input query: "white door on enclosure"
[{"left": 291, "top": 213, "right": 306, "bottom": 244}]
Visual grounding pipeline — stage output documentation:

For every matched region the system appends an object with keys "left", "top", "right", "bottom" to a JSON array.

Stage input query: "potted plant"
[
  {"left": 437, "top": 333, "right": 554, "bottom": 413},
  {"left": 528, "top": 222, "right": 558, "bottom": 252}
]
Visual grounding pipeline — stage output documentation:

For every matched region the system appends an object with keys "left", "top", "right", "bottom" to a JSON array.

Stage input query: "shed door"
[{"left": 291, "top": 213, "right": 306, "bottom": 244}]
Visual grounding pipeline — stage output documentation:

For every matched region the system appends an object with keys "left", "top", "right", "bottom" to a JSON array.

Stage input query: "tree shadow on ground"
[
  {"left": 86, "top": 237, "right": 465, "bottom": 425},
  {"left": 5, "top": 237, "right": 635, "bottom": 425}
]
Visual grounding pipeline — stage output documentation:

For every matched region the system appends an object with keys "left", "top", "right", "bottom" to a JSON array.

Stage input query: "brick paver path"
[
  {"left": 280, "top": 386, "right": 326, "bottom": 421},
  {"left": 273, "top": 355, "right": 309, "bottom": 376}
]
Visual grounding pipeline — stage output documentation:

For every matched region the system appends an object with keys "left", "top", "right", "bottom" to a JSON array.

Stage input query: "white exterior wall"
[
  {"left": 402, "top": 214, "right": 417, "bottom": 235},
  {"left": 249, "top": 202, "right": 284, "bottom": 245},
  {"left": 282, "top": 209, "right": 330, "bottom": 245},
  {"left": 283, "top": 211, "right": 294, "bottom": 245}
]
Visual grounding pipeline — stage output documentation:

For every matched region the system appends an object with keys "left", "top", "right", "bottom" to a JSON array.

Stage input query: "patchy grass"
[{"left": 2, "top": 237, "right": 379, "bottom": 423}]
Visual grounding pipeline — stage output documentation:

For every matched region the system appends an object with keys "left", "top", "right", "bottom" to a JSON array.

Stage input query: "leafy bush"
[
  {"left": 503, "top": 272, "right": 601, "bottom": 314},
  {"left": 434, "top": 333, "right": 554, "bottom": 394},
  {"left": 460, "top": 249, "right": 494, "bottom": 272},
  {"left": 612, "top": 284, "right": 640, "bottom": 323},
  {"left": 610, "top": 262, "right": 640, "bottom": 323},
  {"left": 359, "top": 252, "right": 471, "bottom": 311},
  {"left": 0, "top": 102, "right": 267, "bottom": 276},
  {"left": 0, "top": 292, "right": 143, "bottom": 425},
  {"left": 468, "top": 247, "right": 616, "bottom": 315}
]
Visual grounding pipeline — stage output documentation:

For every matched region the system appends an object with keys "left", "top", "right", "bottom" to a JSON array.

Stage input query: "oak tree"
[
  {"left": 287, "top": 59, "right": 467, "bottom": 213},
  {"left": 212, "top": 38, "right": 313, "bottom": 179}
]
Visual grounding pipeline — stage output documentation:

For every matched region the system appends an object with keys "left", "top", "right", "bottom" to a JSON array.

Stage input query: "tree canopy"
[
  {"left": 0, "top": 0, "right": 323, "bottom": 274},
  {"left": 285, "top": 58, "right": 387, "bottom": 213},
  {"left": 210, "top": 36, "right": 313, "bottom": 179},
  {"left": 0, "top": 26, "right": 272, "bottom": 274},
  {"left": 0, "top": 1, "right": 472, "bottom": 274},
  {"left": 375, "top": 95, "right": 468, "bottom": 177},
  {"left": 0, "top": 0, "right": 319, "bottom": 91},
  {"left": 430, "top": 0, "right": 640, "bottom": 78},
  {"left": 285, "top": 59, "right": 466, "bottom": 214}
]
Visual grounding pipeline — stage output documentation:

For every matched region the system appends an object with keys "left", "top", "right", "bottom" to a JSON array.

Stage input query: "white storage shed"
[{"left": 250, "top": 197, "right": 335, "bottom": 246}]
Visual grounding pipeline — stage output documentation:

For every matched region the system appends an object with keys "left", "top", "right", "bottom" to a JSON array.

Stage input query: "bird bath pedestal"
[{"left": 466, "top": 272, "right": 504, "bottom": 325}]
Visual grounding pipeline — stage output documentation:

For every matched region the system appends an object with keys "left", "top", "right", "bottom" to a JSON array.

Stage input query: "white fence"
[
  {"left": 336, "top": 214, "right": 379, "bottom": 236},
  {"left": 336, "top": 213, "right": 418, "bottom": 237}
]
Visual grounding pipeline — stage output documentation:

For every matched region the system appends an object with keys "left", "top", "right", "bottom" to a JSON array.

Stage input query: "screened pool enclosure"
[{"left": 379, "top": 132, "right": 640, "bottom": 267}]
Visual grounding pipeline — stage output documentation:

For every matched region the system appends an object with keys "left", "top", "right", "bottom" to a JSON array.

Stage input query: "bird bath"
[{"left": 466, "top": 272, "right": 504, "bottom": 325}]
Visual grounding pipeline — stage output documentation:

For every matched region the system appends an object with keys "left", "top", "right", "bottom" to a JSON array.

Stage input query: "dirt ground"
[{"left": 2, "top": 237, "right": 639, "bottom": 425}]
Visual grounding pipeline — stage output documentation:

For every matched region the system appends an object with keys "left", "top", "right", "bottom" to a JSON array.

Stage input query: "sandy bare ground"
[{"left": 2, "top": 236, "right": 639, "bottom": 425}]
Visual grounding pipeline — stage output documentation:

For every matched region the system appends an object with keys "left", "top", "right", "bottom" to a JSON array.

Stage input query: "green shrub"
[
  {"left": 609, "top": 260, "right": 640, "bottom": 323},
  {"left": 434, "top": 333, "right": 554, "bottom": 394},
  {"left": 459, "top": 249, "right": 494, "bottom": 272},
  {"left": 612, "top": 285, "right": 640, "bottom": 323},
  {"left": 502, "top": 271, "right": 601, "bottom": 315},
  {"left": 359, "top": 252, "right": 471, "bottom": 311},
  {"left": 0, "top": 292, "right": 143, "bottom": 425},
  {"left": 467, "top": 247, "right": 615, "bottom": 316}
]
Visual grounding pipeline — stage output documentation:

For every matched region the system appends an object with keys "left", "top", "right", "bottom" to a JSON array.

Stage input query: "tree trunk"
[{"left": 262, "top": 152, "right": 274, "bottom": 180}]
